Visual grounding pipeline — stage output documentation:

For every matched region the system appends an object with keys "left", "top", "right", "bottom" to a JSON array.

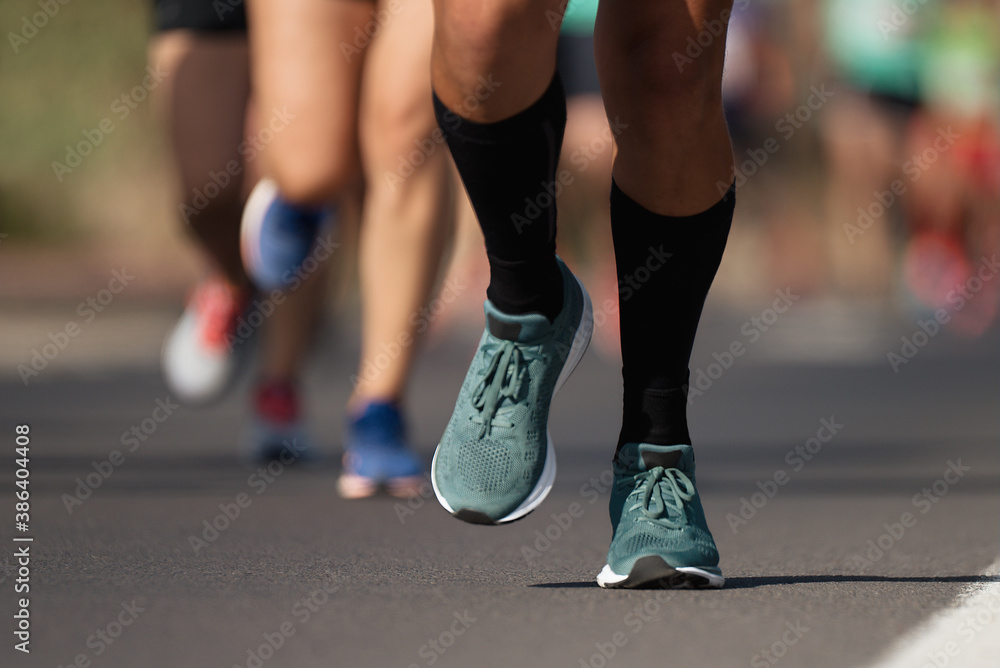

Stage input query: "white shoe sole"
[
  {"left": 240, "top": 178, "right": 280, "bottom": 287},
  {"left": 160, "top": 298, "right": 251, "bottom": 406},
  {"left": 596, "top": 560, "right": 725, "bottom": 589}
]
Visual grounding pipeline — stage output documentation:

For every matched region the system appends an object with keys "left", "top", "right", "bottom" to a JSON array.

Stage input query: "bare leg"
[
  {"left": 150, "top": 31, "right": 250, "bottom": 286},
  {"left": 352, "top": 0, "right": 454, "bottom": 408},
  {"left": 246, "top": 0, "right": 372, "bottom": 205},
  {"left": 258, "top": 264, "right": 329, "bottom": 382},
  {"left": 595, "top": 0, "right": 733, "bottom": 215},
  {"left": 432, "top": 0, "right": 565, "bottom": 122},
  {"left": 244, "top": 0, "right": 373, "bottom": 381}
]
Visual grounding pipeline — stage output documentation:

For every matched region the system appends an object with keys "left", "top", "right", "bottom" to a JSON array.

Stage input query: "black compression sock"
[
  {"left": 611, "top": 181, "right": 736, "bottom": 451},
  {"left": 433, "top": 75, "right": 567, "bottom": 321}
]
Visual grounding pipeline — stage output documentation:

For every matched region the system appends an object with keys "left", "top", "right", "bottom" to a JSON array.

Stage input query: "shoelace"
[
  {"left": 619, "top": 465, "right": 696, "bottom": 529},
  {"left": 470, "top": 340, "right": 543, "bottom": 437}
]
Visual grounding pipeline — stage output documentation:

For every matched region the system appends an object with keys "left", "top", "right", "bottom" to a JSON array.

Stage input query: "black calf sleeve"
[
  {"left": 612, "top": 181, "right": 735, "bottom": 450},
  {"left": 433, "top": 74, "right": 567, "bottom": 321}
]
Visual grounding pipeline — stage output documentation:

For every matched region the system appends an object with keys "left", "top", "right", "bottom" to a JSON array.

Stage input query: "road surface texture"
[{"left": 1, "top": 297, "right": 997, "bottom": 668}]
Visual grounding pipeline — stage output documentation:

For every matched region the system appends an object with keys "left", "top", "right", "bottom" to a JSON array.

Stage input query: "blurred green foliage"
[{"left": 0, "top": 0, "right": 156, "bottom": 242}]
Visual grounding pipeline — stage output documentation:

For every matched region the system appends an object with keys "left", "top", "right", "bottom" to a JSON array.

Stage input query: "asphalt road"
[{"left": 1, "top": 299, "right": 998, "bottom": 668}]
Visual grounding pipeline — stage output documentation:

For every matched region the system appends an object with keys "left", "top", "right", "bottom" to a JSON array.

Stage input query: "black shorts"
[{"left": 153, "top": 0, "right": 247, "bottom": 33}]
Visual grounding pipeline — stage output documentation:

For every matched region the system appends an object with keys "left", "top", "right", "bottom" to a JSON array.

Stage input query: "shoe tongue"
[
  {"left": 641, "top": 449, "right": 682, "bottom": 470},
  {"left": 618, "top": 443, "right": 693, "bottom": 473},
  {"left": 483, "top": 301, "right": 552, "bottom": 342}
]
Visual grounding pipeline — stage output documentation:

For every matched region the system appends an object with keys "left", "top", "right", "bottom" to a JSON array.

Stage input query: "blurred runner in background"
[
  {"left": 820, "top": 0, "right": 928, "bottom": 298},
  {"left": 151, "top": 0, "right": 331, "bottom": 464},
  {"left": 238, "top": 0, "right": 460, "bottom": 498},
  {"left": 903, "top": 0, "right": 1000, "bottom": 335},
  {"left": 154, "top": 0, "right": 463, "bottom": 500}
]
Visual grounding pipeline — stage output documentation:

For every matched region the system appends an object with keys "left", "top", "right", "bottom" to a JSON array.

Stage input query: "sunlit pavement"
[{"left": 2, "top": 299, "right": 997, "bottom": 668}]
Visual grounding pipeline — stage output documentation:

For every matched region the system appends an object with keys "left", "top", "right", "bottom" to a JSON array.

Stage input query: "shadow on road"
[{"left": 530, "top": 574, "right": 1000, "bottom": 590}]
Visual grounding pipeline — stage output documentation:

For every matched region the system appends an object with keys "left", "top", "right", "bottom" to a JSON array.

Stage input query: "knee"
[
  {"left": 364, "top": 93, "right": 437, "bottom": 172},
  {"left": 268, "top": 151, "right": 360, "bottom": 207},
  {"left": 435, "top": 0, "right": 563, "bottom": 68},
  {"left": 628, "top": 36, "right": 723, "bottom": 112},
  {"left": 600, "top": 18, "right": 726, "bottom": 117}
]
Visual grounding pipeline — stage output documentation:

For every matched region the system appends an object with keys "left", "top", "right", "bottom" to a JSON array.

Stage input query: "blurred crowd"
[{"left": 708, "top": 0, "right": 1000, "bottom": 336}]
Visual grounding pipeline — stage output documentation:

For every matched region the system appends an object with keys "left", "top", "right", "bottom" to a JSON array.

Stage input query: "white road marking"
[{"left": 867, "top": 556, "right": 1000, "bottom": 668}]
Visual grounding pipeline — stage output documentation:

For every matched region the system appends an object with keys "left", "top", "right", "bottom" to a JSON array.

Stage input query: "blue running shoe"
[
  {"left": 338, "top": 402, "right": 425, "bottom": 499},
  {"left": 596, "top": 443, "right": 724, "bottom": 589},
  {"left": 431, "top": 258, "right": 593, "bottom": 524},
  {"left": 240, "top": 178, "right": 335, "bottom": 291}
]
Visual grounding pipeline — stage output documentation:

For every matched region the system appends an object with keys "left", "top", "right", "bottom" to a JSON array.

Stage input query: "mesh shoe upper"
[
  {"left": 432, "top": 258, "right": 591, "bottom": 522},
  {"left": 605, "top": 443, "right": 721, "bottom": 576}
]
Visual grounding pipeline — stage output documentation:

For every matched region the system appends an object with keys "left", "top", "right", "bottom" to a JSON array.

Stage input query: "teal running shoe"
[
  {"left": 431, "top": 258, "right": 593, "bottom": 524},
  {"left": 597, "top": 443, "right": 724, "bottom": 589}
]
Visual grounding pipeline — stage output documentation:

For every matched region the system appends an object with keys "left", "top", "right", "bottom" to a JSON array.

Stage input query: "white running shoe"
[{"left": 161, "top": 277, "right": 254, "bottom": 405}]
